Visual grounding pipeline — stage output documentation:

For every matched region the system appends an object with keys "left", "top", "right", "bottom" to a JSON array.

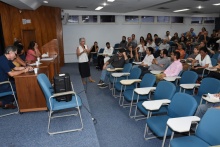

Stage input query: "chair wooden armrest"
[
  {"left": 120, "top": 79, "right": 141, "bottom": 85},
  {"left": 142, "top": 99, "right": 171, "bottom": 111},
  {"left": 167, "top": 116, "right": 200, "bottom": 133}
]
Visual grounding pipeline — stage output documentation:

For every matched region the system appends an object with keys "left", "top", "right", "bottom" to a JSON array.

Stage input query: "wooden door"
[{"left": 22, "top": 30, "right": 36, "bottom": 52}]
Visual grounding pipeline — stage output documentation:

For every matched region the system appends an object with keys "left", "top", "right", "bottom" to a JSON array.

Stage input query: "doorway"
[{"left": 22, "top": 29, "right": 36, "bottom": 52}]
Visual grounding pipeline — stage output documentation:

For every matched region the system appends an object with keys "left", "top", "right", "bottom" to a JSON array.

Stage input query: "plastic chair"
[
  {"left": 37, "top": 74, "right": 83, "bottom": 135},
  {"left": 0, "top": 81, "right": 19, "bottom": 117},
  {"left": 113, "top": 68, "right": 141, "bottom": 105},
  {"left": 200, "top": 58, "right": 217, "bottom": 78},
  {"left": 108, "top": 63, "right": 132, "bottom": 89},
  {"left": 144, "top": 92, "right": 198, "bottom": 147},
  {"left": 170, "top": 108, "right": 220, "bottom": 147},
  {"left": 123, "top": 73, "right": 156, "bottom": 117},
  {"left": 136, "top": 81, "right": 176, "bottom": 120},
  {"left": 176, "top": 71, "right": 198, "bottom": 94},
  {"left": 193, "top": 77, "right": 220, "bottom": 105}
]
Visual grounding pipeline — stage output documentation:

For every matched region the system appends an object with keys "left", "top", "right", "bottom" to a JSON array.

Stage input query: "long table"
[{"left": 14, "top": 55, "right": 59, "bottom": 113}]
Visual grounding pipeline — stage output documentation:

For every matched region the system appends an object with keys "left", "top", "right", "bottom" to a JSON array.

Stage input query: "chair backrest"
[
  {"left": 211, "top": 58, "right": 217, "bottom": 66},
  {"left": 140, "top": 73, "right": 156, "bottom": 88},
  {"left": 168, "top": 92, "right": 198, "bottom": 118},
  {"left": 154, "top": 81, "right": 176, "bottom": 100},
  {"left": 196, "top": 108, "right": 220, "bottom": 146},
  {"left": 212, "top": 53, "right": 219, "bottom": 60},
  {"left": 122, "top": 63, "right": 132, "bottom": 72},
  {"left": 128, "top": 67, "right": 141, "bottom": 79},
  {"left": 179, "top": 71, "right": 198, "bottom": 84},
  {"left": 98, "top": 48, "right": 104, "bottom": 53},
  {"left": 197, "top": 78, "right": 220, "bottom": 97},
  {"left": 37, "top": 74, "right": 53, "bottom": 107},
  {"left": 114, "top": 43, "right": 120, "bottom": 49},
  {"left": 184, "top": 53, "right": 188, "bottom": 59}
]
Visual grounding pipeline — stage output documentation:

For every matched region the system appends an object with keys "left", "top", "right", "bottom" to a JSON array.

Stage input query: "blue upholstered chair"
[
  {"left": 37, "top": 74, "right": 83, "bottom": 135},
  {"left": 108, "top": 63, "right": 132, "bottom": 89},
  {"left": 176, "top": 71, "right": 198, "bottom": 94},
  {"left": 136, "top": 81, "right": 176, "bottom": 120},
  {"left": 113, "top": 68, "right": 141, "bottom": 105},
  {"left": 200, "top": 58, "right": 218, "bottom": 78},
  {"left": 144, "top": 93, "right": 198, "bottom": 147},
  {"left": 0, "top": 81, "right": 19, "bottom": 117},
  {"left": 193, "top": 78, "right": 220, "bottom": 104},
  {"left": 122, "top": 73, "right": 156, "bottom": 117},
  {"left": 170, "top": 108, "right": 220, "bottom": 147}
]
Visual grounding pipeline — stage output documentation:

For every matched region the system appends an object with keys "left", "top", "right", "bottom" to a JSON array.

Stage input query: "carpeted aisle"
[{"left": 85, "top": 63, "right": 169, "bottom": 147}]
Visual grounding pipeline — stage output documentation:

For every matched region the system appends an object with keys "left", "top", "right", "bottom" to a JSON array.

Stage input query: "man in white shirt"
[
  {"left": 154, "top": 39, "right": 170, "bottom": 58},
  {"left": 97, "top": 42, "right": 114, "bottom": 69},
  {"left": 164, "top": 31, "right": 171, "bottom": 41}
]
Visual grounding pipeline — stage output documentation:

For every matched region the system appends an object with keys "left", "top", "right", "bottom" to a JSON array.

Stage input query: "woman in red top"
[{"left": 25, "top": 41, "right": 41, "bottom": 63}]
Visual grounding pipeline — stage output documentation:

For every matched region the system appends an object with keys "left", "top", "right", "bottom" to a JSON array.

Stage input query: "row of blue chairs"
[{"left": 106, "top": 63, "right": 220, "bottom": 147}]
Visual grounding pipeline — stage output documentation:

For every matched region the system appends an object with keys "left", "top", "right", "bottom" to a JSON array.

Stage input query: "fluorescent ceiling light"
[
  {"left": 197, "top": 5, "right": 203, "bottom": 9},
  {"left": 173, "top": 9, "right": 189, "bottom": 12},
  {"left": 213, "top": 3, "right": 220, "bottom": 6},
  {"left": 43, "top": 1, "right": 48, "bottom": 3},
  {"left": 107, "top": 0, "right": 115, "bottom": 2},
  {"left": 95, "top": 6, "right": 103, "bottom": 10}
]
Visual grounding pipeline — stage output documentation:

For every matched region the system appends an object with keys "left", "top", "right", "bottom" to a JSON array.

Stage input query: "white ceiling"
[{"left": 1, "top": 0, "right": 220, "bottom": 15}]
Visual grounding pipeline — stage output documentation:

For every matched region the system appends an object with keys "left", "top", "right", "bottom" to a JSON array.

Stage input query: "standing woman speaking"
[{"left": 77, "top": 38, "right": 95, "bottom": 85}]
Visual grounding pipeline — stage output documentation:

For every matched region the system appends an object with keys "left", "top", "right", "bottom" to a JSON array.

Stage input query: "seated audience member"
[
  {"left": 126, "top": 37, "right": 136, "bottom": 61},
  {"left": 185, "top": 31, "right": 193, "bottom": 46},
  {"left": 13, "top": 41, "right": 27, "bottom": 67},
  {"left": 146, "top": 39, "right": 156, "bottom": 52},
  {"left": 97, "top": 42, "right": 113, "bottom": 69},
  {"left": 195, "top": 92, "right": 220, "bottom": 118},
  {"left": 171, "top": 32, "right": 179, "bottom": 42},
  {"left": 164, "top": 31, "right": 171, "bottom": 41},
  {"left": 197, "top": 27, "right": 206, "bottom": 40},
  {"left": 197, "top": 31, "right": 210, "bottom": 44},
  {"left": 179, "top": 35, "right": 187, "bottom": 47},
  {"left": 159, "top": 39, "right": 170, "bottom": 51},
  {"left": 145, "top": 33, "right": 153, "bottom": 43},
  {"left": 155, "top": 51, "right": 182, "bottom": 83},
  {"left": 135, "top": 36, "right": 146, "bottom": 61},
  {"left": 0, "top": 46, "right": 33, "bottom": 109},
  {"left": 154, "top": 39, "right": 170, "bottom": 58},
  {"left": 131, "top": 34, "right": 138, "bottom": 46},
  {"left": 135, "top": 47, "right": 154, "bottom": 76},
  {"left": 148, "top": 49, "right": 170, "bottom": 71},
  {"left": 119, "top": 36, "right": 127, "bottom": 49},
  {"left": 14, "top": 40, "right": 26, "bottom": 61},
  {"left": 88, "top": 41, "right": 99, "bottom": 63},
  {"left": 187, "top": 46, "right": 199, "bottom": 62},
  {"left": 97, "top": 49, "right": 129, "bottom": 88},
  {"left": 176, "top": 43, "right": 186, "bottom": 59},
  {"left": 207, "top": 64, "right": 220, "bottom": 80},
  {"left": 184, "top": 28, "right": 196, "bottom": 38},
  {"left": 191, "top": 47, "right": 212, "bottom": 74},
  {"left": 207, "top": 29, "right": 219, "bottom": 52},
  {"left": 153, "top": 34, "right": 162, "bottom": 46},
  {"left": 25, "top": 41, "right": 41, "bottom": 63}
]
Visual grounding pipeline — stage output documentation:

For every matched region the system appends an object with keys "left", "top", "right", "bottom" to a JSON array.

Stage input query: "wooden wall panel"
[{"left": 0, "top": 2, "right": 64, "bottom": 66}]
